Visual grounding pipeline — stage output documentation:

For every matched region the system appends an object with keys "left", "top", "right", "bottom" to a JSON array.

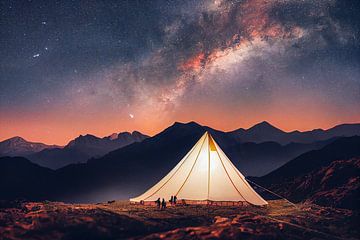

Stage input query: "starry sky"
[{"left": 1, "top": 0, "right": 360, "bottom": 145}]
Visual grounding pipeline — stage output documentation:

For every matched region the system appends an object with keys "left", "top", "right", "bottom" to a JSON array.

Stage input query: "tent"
[{"left": 130, "top": 132, "right": 268, "bottom": 206}]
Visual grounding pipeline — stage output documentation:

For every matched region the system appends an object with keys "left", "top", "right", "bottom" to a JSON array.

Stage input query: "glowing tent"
[{"left": 130, "top": 132, "right": 267, "bottom": 206}]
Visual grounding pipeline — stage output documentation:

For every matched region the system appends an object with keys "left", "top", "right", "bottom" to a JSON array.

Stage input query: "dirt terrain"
[{"left": 0, "top": 200, "right": 358, "bottom": 240}]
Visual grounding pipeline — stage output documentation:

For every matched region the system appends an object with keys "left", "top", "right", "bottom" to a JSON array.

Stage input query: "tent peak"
[{"left": 204, "top": 130, "right": 212, "bottom": 135}]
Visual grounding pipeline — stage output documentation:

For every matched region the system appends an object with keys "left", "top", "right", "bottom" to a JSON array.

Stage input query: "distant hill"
[
  {"left": 28, "top": 131, "right": 148, "bottom": 169},
  {"left": 2, "top": 121, "right": 359, "bottom": 171},
  {"left": 0, "top": 156, "right": 54, "bottom": 200},
  {"left": 255, "top": 136, "right": 360, "bottom": 210},
  {"left": 224, "top": 139, "right": 335, "bottom": 176},
  {"left": 0, "top": 137, "right": 59, "bottom": 157},
  {"left": 229, "top": 122, "right": 360, "bottom": 145}
]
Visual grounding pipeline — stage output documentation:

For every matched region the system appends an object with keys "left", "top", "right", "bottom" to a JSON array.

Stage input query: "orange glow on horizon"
[{"left": 1, "top": 110, "right": 359, "bottom": 146}]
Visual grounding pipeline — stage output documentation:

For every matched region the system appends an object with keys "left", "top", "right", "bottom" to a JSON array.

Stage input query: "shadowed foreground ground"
[{"left": 0, "top": 200, "right": 358, "bottom": 240}]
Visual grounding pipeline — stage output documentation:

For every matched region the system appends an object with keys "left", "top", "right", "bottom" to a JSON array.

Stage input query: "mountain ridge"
[
  {"left": 228, "top": 121, "right": 360, "bottom": 144},
  {"left": 27, "top": 131, "right": 149, "bottom": 169},
  {"left": 1, "top": 121, "right": 359, "bottom": 172},
  {"left": 0, "top": 135, "right": 358, "bottom": 206},
  {"left": 254, "top": 136, "right": 360, "bottom": 210},
  {"left": 46, "top": 123, "right": 358, "bottom": 202},
  {"left": 0, "top": 137, "right": 60, "bottom": 157}
]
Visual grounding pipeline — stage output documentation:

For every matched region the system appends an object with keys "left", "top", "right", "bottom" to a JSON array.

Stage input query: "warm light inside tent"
[
  {"left": 210, "top": 151, "right": 220, "bottom": 172},
  {"left": 209, "top": 136, "right": 217, "bottom": 151},
  {"left": 197, "top": 144, "right": 208, "bottom": 172}
]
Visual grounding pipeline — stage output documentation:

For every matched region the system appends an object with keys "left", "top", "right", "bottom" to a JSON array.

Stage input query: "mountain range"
[
  {"left": 1, "top": 121, "right": 359, "bottom": 172},
  {"left": 0, "top": 131, "right": 149, "bottom": 169},
  {"left": 0, "top": 137, "right": 59, "bottom": 157},
  {"left": 0, "top": 121, "right": 359, "bottom": 204},
  {"left": 229, "top": 121, "right": 360, "bottom": 144},
  {"left": 28, "top": 131, "right": 148, "bottom": 169}
]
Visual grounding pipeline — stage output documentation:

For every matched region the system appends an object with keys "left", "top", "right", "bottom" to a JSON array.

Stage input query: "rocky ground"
[
  {"left": 257, "top": 157, "right": 360, "bottom": 210},
  {"left": 0, "top": 200, "right": 358, "bottom": 240}
]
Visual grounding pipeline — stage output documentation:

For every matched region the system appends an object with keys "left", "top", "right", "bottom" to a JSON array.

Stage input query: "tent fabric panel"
[
  {"left": 130, "top": 133, "right": 206, "bottom": 202},
  {"left": 147, "top": 134, "right": 208, "bottom": 201},
  {"left": 208, "top": 151, "right": 246, "bottom": 201},
  {"left": 214, "top": 139, "right": 268, "bottom": 206},
  {"left": 177, "top": 134, "right": 209, "bottom": 200}
]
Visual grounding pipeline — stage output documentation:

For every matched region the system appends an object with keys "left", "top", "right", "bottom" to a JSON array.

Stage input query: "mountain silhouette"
[
  {"left": 225, "top": 138, "right": 335, "bottom": 176},
  {"left": 254, "top": 136, "right": 360, "bottom": 209},
  {"left": 45, "top": 123, "right": 360, "bottom": 202},
  {"left": 0, "top": 134, "right": 357, "bottom": 206},
  {"left": 0, "top": 122, "right": 352, "bottom": 202},
  {"left": 2, "top": 121, "right": 359, "bottom": 171},
  {"left": 229, "top": 122, "right": 360, "bottom": 144},
  {"left": 0, "top": 137, "right": 59, "bottom": 157},
  {"left": 0, "top": 156, "right": 54, "bottom": 200},
  {"left": 27, "top": 131, "right": 148, "bottom": 169},
  {"left": 0, "top": 121, "right": 359, "bottom": 203}
]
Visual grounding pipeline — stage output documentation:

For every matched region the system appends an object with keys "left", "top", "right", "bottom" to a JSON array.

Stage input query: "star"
[{"left": 33, "top": 53, "right": 40, "bottom": 58}]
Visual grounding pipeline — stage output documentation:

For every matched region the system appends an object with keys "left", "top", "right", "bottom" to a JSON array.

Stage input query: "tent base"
[{"left": 130, "top": 200, "right": 251, "bottom": 206}]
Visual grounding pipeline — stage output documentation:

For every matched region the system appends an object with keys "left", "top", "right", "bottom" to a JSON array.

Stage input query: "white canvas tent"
[{"left": 130, "top": 132, "right": 267, "bottom": 206}]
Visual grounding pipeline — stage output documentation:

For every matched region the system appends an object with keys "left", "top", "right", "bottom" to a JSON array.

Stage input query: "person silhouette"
[
  {"left": 173, "top": 195, "right": 177, "bottom": 205},
  {"left": 161, "top": 198, "right": 166, "bottom": 210},
  {"left": 169, "top": 195, "right": 173, "bottom": 205},
  {"left": 155, "top": 198, "right": 161, "bottom": 209}
]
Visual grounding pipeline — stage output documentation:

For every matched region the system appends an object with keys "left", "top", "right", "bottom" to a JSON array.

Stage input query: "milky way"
[{"left": 1, "top": 0, "right": 359, "bottom": 144}]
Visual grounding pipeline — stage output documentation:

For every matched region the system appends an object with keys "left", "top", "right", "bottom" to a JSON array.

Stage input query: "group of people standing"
[{"left": 155, "top": 195, "right": 177, "bottom": 209}]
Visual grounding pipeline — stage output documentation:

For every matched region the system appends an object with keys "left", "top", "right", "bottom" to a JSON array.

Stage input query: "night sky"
[{"left": 1, "top": 0, "right": 360, "bottom": 145}]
